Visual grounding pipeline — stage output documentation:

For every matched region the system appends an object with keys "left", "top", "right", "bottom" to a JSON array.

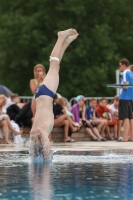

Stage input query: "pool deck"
[{"left": 0, "top": 141, "right": 133, "bottom": 153}]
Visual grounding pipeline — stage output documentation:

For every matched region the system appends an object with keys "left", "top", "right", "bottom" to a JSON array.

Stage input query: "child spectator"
[
  {"left": 109, "top": 96, "right": 119, "bottom": 140},
  {"left": 15, "top": 102, "right": 33, "bottom": 128},
  {"left": 96, "top": 97, "right": 118, "bottom": 140},
  {"left": 57, "top": 97, "right": 80, "bottom": 127},
  {"left": 71, "top": 95, "right": 105, "bottom": 141},
  {"left": 53, "top": 95, "right": 80, "bottom": 142},
  {"left": 86, "top": 98, "right": 107, "bottom": 137},
  {"left": 118, "top": 59, "right": 133, "bottom": 142},
  {"left": 7, "top": 94, "right": 21, "bottom": 121},
  {"left": 0, "top": 95, "right": 22, "bottom": 143}
]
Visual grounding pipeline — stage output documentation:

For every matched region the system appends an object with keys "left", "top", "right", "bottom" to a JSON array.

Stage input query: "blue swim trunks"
[{"left": 35, "top": 84, "right": 55, "bottom": 99}]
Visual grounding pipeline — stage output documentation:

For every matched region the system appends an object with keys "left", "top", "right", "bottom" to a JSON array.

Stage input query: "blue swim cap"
[{"left": 74, "top": 95, "right": 85, "bottom": 102}]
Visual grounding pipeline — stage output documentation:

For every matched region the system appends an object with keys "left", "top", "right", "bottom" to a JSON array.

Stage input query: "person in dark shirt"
[
  {"left": 53, "top": 95, "right": 80, "bottom": 142},
  {"left": 15, "top": 102, "right": 33, "bottom": 127},
  {"left": 7, "top": 94, "right": 32, "bottom": 128},
  {"left": 7, "top": 94, "right": 21, "bottom": 120}
]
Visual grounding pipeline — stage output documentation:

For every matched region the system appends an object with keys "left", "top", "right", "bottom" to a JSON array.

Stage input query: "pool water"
[{"left": 0, "top": 152, "right": 133, "bottom": 200}]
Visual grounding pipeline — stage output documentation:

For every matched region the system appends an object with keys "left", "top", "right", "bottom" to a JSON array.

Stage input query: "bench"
[{"left": 0, "top": 126, "right": 124, "bottom": 144}]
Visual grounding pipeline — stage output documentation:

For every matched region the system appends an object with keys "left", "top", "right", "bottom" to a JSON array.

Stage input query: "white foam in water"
[
  {"left": 0, "top": 153, "right": 29, "bottom": 167},
  {"left": 0, "top": 151, "right": 133, "bottom": 165},
  {"left": 29, "top": 150, "right": 53, "bottom": 163},
  {"left": 52, "top": 152, "right": 133, "bottom": 163},
  {"left": 28, "top": 139, "right": 53, "bottom": 163}
]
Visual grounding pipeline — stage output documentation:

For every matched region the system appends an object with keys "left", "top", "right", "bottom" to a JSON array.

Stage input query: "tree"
[{"left": 0, "top": 0, "right": 133, "bottom": 99}]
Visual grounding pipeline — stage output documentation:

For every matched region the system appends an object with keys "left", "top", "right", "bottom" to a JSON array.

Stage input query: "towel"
[{"left": 11, "top": 120, "right": 23, "bottom": 144}]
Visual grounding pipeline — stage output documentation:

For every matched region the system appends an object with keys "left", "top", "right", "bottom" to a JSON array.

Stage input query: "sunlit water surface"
[{"left": 0, "top": 151, "right": 133, "bottom": 200}]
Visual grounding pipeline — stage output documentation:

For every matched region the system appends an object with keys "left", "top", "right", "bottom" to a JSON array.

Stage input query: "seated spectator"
[
  {"left": 96, "top": 97, "right": 118, "bottom": 140},
  {"left": 15, "top": 102, "right": 33, "bottom": 128},
  {"left": 53, "top": 95, "right": 80, "bottom": 142},
  {"left": 0, "top": 95, "right": 22, "bottom": 144},
  {"left": 2, "top": 97, "right": 12, "bottom": 113},
  {"left": 71, "top": 95, "right": 104, "bottom": 141},
  {"left": 7, "top": 94, "right": 21, "bottom": 121},
  {"left": 57, "top": 97, "right": 80, "bottom": 127},
  {"left": 86, "top": 98, "right": 107, "bottom": 137},
  {"left": 109, "top": 95, "right": 120, "bottom": 140}
]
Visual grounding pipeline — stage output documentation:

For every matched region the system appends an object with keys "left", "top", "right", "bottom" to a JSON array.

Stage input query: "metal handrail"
[
  {"left": 19, "top": 96, "right": 32, "bottom": 102},
  {"left": 20, "top": 96, "right": 114, "bottom": 106},
  {"left": 69, "top": 97, "right": 114, "bottom": 106}
]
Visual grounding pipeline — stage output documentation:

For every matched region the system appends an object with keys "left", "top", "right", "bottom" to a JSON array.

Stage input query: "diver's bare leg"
[
  {"left": 59, "top": 33, "right": 79, "bottom": 63},
  {"left": 50, "top": 29, "right": 77, "bottom": 64},
  {"left": 43, "top": 29, "right": 78, "bottom": 93}
]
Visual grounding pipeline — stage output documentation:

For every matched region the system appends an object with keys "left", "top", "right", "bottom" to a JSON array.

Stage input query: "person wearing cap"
[{"left": 71, "top": 95, "right": 104, "bottom": 141}]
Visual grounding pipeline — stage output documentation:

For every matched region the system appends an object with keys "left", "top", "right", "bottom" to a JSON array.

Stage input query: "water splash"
[
  {"left": 0, "top": 151, "right": 133, "bottom": 166},
  {"left": 29, "top": 139, "right": 53, "bottom": 163}
]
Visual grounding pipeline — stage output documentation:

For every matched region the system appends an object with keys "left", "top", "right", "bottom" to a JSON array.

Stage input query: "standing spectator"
[
  {"left": 30, "top": 64, "right": 46, "bottom": 117},
  {"left": 96, "top": 97, "right": 117, "bottom": 140},
  {"left": 128, "top": 64, "right": 133, "bottom": 141},
  {"left": 118, "top": 59, "right": 133, "bottom": 141}
]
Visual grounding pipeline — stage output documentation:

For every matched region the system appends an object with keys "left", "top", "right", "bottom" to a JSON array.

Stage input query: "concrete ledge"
[{"left": 0, "top": 126, "right": 121, "bottom": 144}]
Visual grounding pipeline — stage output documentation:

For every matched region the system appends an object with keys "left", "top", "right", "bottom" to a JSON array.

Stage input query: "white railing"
[
  {"left": 69, "top": 97, "right": 114, "bottom": 106},
  {"left": 20, "top": 96, "right": 114, "bottom": 106},
  {"left": 19, "top": 96, "right": 32, "bottom": 103}
]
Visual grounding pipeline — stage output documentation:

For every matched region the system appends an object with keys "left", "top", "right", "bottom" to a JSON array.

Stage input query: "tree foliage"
[{"left": 0, "top": 0, "right": 133, "bottom": 99}]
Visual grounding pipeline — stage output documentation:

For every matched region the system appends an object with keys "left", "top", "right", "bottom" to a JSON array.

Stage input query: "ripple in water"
[{"left": 0, "top": 152, "right": 133, "bottom": 200}]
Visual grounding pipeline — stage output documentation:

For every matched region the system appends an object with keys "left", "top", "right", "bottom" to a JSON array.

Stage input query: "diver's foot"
[
  {"left": 66, "top": 33, "right": 79, "bottom": 44},
  {"left": 58, "top": 28, "right": 77, "bottom": 38}
]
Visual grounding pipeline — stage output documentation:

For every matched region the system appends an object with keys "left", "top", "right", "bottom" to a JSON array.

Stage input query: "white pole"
[{"left": 116, "top": 69, "right": 120, "bottom": 96}]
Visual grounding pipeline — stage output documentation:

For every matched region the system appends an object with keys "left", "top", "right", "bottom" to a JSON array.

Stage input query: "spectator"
[
  {"left": 96, "top": 97, "right": 118, "bottom": 140},
  {"left": 30, "top": 64, "right": 46, "bottom": 117},
  {"left": 0, "top": 95, "right": 22, "bottom": 144},
  {"left": 109, "top": 95, "right": 120, "bottom": 140},
  {"left": 86, "top": 98, "right": 107, "bottom": 137},
  {"left": 15, "top": 102, "right": 33, "bottom": 128},
  {"left": 53, "top": 95, "right": 80, "bottom": 142},
  {"left": 118, "top": 59, "right": 133, "bottom": 141},
  {"left": 7, "top": 94, "right": 21, "bottom": 121},
  {"left": 2, "top": 97, "right": 12, "bottom": 114},
  {"left": 71, "top": 95, "right": 103, "bottom": 141},
  {"left": 57, "top": 97, "right": 80, "bottom": 127},
  {"left": 128, "top": 64, "right": 133, "bottom": 141}
]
